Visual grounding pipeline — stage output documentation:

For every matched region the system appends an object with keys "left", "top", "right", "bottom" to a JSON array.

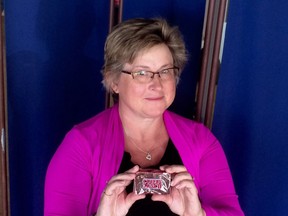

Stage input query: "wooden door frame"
[
  {"left": 195, "top": 0, "right": 229, "bottom": 128},
  {"left": 105, "top": 0, "right": 123, "bottom": 108},
  {"left": 0, "top": 4, "right": 9, "bottom": 216}
]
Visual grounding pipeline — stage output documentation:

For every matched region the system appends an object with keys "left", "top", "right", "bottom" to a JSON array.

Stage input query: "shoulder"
[
  {"left": 164, "top": 110, "right": 209, "bottom": 134},
  {"left": 164, "top": 110, "right": 218, "bottom": 149},
  {"left": 75, "top": 104, "right": 118, "bottom": 131},
  {"left": 67, "top": 104, "right": 120, "bottom": 141},
  {"left": 59, "top": 104, "right": 120, "bottom": 151}
]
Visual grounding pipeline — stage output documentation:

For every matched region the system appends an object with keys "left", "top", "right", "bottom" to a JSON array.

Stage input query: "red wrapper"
[{"left": 133, "top": 169, "right": 171, "bottom": 195}]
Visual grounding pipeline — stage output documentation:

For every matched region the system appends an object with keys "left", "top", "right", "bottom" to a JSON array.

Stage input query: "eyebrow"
[{"left": 132, "top": 64, "right": 174, "bottom": 71}]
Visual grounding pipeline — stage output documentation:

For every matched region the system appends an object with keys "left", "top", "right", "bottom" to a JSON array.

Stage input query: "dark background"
[{"left": 5, "top": 0, "right": 288, "bottom": 215}]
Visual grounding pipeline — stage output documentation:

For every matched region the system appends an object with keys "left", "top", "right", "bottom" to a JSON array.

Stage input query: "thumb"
[{"left": 126, "top": 193, "right": 146, "bottom": 207}]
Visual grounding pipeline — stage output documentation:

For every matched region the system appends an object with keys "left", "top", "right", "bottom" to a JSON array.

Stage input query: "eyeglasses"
[{"left": 121, "top": 67, "right": 179, "bottom": 84}]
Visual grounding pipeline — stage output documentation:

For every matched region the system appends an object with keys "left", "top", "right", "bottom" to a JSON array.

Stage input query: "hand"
[
  {"left": 96, "top": 165, "right": 145, "bottom": 216},
  {"left": 152, "top": 165, "right": 206, "bottom": 216}
]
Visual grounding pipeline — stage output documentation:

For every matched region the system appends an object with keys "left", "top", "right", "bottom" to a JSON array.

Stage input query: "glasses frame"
[{"left": 121, "top": 66, "right": 179, "bottom": 83}]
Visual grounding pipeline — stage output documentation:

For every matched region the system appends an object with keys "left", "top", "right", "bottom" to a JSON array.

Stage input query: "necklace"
[{"left": 125, "top": 132, "right": 157, "bottom": 161}]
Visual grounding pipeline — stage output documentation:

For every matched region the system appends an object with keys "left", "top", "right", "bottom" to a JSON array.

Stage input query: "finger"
[
  {"left": 108, "top": 165, "right": 139, "bottom": 184},
  {"left": 105, "top": 176, "right": 134, "bottom": 196},
  {"left": 159, "top": 165, "right": 169, "bottom": 171},
  {"left": 174, "top": 179, "right": 197, "bottom": 192},
  {"left": 104, "top": 165, "right": 140, "bottom": 196},
  {"left": 108, "top": 175, "right": 134, "bottom": 188},
  {"left": 102, "top": 181, "right": 126, "bottom": 197},
  {"left": 159, "top": 165, "right": 187, "bottom": 173},
  {"left": 171, "top": 172, "right": 193, "bottom": 186},
  {"left": 173, "top": 181, "right": 199, "bottom": 201},
  {"left": 125, "top": 165, "right": 140, "bottom": 174},
  {"left": 126, "top": 192, "right": 146, "bottom": 206}
]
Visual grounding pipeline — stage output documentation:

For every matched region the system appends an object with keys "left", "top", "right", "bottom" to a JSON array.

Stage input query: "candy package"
[{"left": 133, "top": 169, "right": 171, "bottom": 195}]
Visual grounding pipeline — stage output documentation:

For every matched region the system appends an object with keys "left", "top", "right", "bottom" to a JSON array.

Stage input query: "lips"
[{"left": 145, "top": 96, "right": 164, "bottom": 100}]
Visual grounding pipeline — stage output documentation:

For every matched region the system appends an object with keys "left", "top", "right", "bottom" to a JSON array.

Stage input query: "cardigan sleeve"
[
  {"left": 163, "top": 111, "right": 244, "bottom": 215},
  {"left": 198, "top": 129, "right": 245, "bottom": 216},
  {"left": 44, "top": 105, "right": 124, "bottom": 216},
  {"left": 44, "top": 128, "right": 93, "bottom": 216}
]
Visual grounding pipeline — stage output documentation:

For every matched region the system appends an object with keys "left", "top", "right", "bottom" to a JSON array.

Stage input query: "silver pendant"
[{"left": 146, "top": 153, "right": 152, "bottom": 160}]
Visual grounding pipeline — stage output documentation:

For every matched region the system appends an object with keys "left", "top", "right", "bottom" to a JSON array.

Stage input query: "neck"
[
  {"left": 124, "top": 128, "right": 169, "bottom": 164},
  {"left": 120, "top": 113, "right": 165, "bottom": 141}
]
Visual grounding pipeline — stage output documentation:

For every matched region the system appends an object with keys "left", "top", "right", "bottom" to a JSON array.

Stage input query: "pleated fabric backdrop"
[
  {"left": 212, "top": 0, "right": 288, "bottom": 215},
  {"left": 7, "top": 0, "right": 288, "bottom": 215},
  {"left": 5, "top": 0, "right": 110, "bottom": 215},
  {"left": 5, "top": 0, "right": 205, "bottom": 215}
]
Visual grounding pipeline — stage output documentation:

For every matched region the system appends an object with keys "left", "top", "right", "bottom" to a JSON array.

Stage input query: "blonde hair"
[{"left": 102, "top": 18, "right": 188, "bottom": 93}]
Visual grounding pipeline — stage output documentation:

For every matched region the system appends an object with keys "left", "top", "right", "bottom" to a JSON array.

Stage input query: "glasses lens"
[
  {"left": 132, "top": 68, "right": 177, "bottom": 83},
  {"left": 133, "top": 70, "right": 151, "bottom": 83},
  {"left": 160, "top": 68, "right": 176, "bottom": 80}
]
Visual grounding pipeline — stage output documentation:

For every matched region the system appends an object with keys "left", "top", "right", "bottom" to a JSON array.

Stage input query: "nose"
[
  {"left": 149, "top": 73, "right": 162, "bottom": 88},
  {"left": 151, "top": 72, "right": 161, "bottom": 79}
]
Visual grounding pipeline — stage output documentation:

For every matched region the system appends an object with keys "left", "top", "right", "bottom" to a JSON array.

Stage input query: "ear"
[{"left": 111, "top": 81, "right": 119, "bottom": 93}]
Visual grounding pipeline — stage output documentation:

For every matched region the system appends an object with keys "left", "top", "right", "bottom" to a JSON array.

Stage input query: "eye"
[
  {"left": 135, "top": 70, "right": 148, "bottom": 76},
  {"left": 160, "top": 68, "right": 171, "bottom": 75},
  {"left": 161, "top": 69, "right": 170, "bottom": 74}
]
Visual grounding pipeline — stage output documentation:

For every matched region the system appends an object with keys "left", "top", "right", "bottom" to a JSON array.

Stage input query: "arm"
[
  {"left": 199, "top": 133, "right": 244, "bottom": 216},
  {"left": 44, "top": 129, "right": 92, "bottom": 216}
]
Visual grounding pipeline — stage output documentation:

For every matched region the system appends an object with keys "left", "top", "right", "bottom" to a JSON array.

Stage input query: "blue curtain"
[
  {"left": 8, "top": 0, "right": 288, "bottom": 215},
  {"left": 5, "top": 0, "right": 205, "bottom": 215},
  {"left": 5, "top": 0, "right": 109, "bottom": 215},
  {"left": 212, "top": 0, "right": 288, "bottom": 215}
]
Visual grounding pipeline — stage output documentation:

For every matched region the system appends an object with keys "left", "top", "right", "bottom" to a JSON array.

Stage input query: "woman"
[{"left": 45, "top": 18, "right": 244, "bottom": 216}]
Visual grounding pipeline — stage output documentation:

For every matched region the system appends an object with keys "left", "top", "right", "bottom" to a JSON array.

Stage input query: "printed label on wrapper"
[{"left": 133, "top": 169, "right": 171, "bottom": 195}]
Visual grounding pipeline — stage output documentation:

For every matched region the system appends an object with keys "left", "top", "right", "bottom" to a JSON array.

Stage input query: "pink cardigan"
[{"left": 44, "top": 104, "right": 244, "bottom": 215}]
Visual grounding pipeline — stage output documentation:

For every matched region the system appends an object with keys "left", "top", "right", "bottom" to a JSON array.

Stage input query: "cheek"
[
  {"left": 118, "top": 80, "right": 144, "bottom": 97},
  {"left": 167, "top": 83, "right": 176, "bottom": 99},
  {"left": 116, "top": 77, "right": 130, "bottom": 93},
  {"left": 162, "top": 86, "right": 176, "bottom": 108},
  {"left": 130, "top": 86, "right": 147, "bottom": 99},
  {"left": 168, "top": 91, "right": 176, "bottom": 104}
]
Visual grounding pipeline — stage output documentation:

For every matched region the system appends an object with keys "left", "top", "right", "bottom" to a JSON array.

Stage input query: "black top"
[{"left": 118, "top": 139, "right": 183, "bottom": 216}]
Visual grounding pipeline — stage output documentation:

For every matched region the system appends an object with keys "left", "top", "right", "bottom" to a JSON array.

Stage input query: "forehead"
[{"left": 128, "top": 44, "right": 173, "bottom": 69}]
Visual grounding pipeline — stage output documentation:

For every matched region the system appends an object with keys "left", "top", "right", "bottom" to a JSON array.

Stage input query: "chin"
[{"left": 143, "top": 108, "right": 166, "bottom": 118}]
